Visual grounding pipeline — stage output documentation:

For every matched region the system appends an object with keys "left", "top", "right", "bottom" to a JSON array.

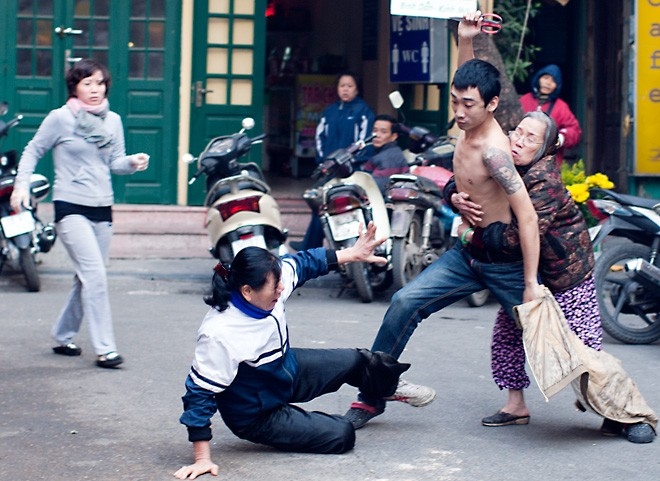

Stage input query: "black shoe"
[
  {"left": 53, "top": 343, "right": 82, "bottom": 356},
  {"left": 343, "top": 402, "right": 384, "bottom": 430},
  {"left": 600, "top": 418, "right": 624, "bottom": 437},
  {"left": 481, "top": 410, "right": 530, "bottom": 427},
  {"left": 289, "top": 240, "right": 305, "bottom": 251},
  {"left": 96, "top": 352, "right": 124, "bottom": 369},
  {"left": 624, "top": 423, "right": 655, "bottom": 444}
]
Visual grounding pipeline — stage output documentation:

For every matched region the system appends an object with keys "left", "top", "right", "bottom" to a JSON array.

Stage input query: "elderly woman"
[{"left": 450, "top": 111, "right": 654, "bottom": 443}]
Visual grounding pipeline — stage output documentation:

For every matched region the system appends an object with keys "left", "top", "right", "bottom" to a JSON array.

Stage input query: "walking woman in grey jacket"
[{"left": 10, "top": 58, "right": 149, "bottom": 369}]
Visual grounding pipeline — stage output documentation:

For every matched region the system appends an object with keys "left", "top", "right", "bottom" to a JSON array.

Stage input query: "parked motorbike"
[
  {"left": 0, "top": 102, "right": 57, "bottom": 292},
  {"left": 384, "top": 91, "right": 489, "bottom": 306},
  {"left": 186, "top": 118, "right": 288, "bottom": 264},
  {"left": 303, "top": 137, "right": 392, "bottom": 303},
  {"left": 589, "top": 187, "right": 660, "bottom": 344},
  {"left": 386, "top": 124, "right": 456, "bottom": 286}
]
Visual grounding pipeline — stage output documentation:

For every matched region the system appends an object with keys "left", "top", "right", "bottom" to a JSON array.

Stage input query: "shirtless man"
[{"left": 344, "top": 13, "right": 544, "bottom": 429}]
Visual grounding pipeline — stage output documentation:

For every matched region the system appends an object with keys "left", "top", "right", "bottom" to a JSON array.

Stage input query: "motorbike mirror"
[
  {"left": 181, "top": 153, "right": 196, "bottom": 164},
  {"left": 241, "top": 117, "right": 255, "bottom": 131},
  {"left": 388, "top": 91, "right": 404, "bottom": 109},
  {"left": 0, "top": 102, "right": 7, "bottom": 116}
]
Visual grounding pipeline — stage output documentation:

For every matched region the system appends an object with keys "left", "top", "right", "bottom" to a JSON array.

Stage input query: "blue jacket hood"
[{"left": 531, "top": 64, "right": 563, "bottom": 100}]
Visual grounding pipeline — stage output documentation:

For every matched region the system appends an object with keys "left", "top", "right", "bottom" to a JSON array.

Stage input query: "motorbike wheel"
[
  {"left": 349, "top": 261, "right": 374, "bottom": 303},
  {"left": 466, "top": 289, "right": 490, "bottom": 307},
  {"left": 392, "top": 215, "right": 423, "bottom": 291},
  {"left": 370, "top": 268, "right": 393, "bottom": 292},
  {"left": 593, "top": 242, "right": 660, "bottom": 344},
  {"left": 19, "top": 248, "right": 40, "bottom": 292}
]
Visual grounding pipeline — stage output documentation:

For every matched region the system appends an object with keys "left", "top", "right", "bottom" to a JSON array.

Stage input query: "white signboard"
[{"left": 390, "top": 0, "right": 477, "bottom": 19}]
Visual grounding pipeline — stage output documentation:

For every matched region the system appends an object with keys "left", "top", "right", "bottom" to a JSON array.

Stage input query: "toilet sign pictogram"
[{"left": 389, "top": 16, "right": 448, "bottom": 84}]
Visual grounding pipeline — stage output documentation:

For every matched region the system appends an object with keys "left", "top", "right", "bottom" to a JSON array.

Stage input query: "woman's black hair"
[
  {"left": 66, "top": 58, "right": 111, "bottom": 98},
  {"left": 336, "top": 70, "right": 363, "bottom": 97},
  {"left": 205, "top": 247, "right": 282, "bottom": 312}
]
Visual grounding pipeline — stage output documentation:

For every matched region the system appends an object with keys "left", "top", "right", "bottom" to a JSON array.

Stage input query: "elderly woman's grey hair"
[{"left": 522, "top": 111, "right": 559, "bottom": 163}]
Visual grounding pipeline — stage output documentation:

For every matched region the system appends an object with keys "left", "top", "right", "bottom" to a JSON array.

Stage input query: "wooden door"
[
  {"left": 1, "top": 0, "right": 180, "bottom": 204},
  {"left": 187, "top": 0, "right": 266, "bottom": 205}
]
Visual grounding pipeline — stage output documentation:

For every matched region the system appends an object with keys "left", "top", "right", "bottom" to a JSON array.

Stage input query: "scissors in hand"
[
  {"left": 479, "top": 13, "right": 502, "bottom": 35},
  {"left": 452, "top": 13, "right": 503, "bottom": 35}
]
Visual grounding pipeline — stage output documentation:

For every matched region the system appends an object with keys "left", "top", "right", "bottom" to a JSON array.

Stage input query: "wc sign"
[{"left": 389, "top": 15, "right": 449, "bottom": 83}]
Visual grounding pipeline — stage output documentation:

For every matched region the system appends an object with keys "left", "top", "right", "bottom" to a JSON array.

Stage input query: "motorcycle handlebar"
[
  {"left": 0, "top": 114, "right": 23, "bottom": 138},
  {"left": 310, "top": 136, "right": 375, "bottom": 182},
  {"left": 188, "top": 168, "right": 204, "bottom": 185},
  {"left": 344, "top": 134, "right": 375, "bottom": 155},
  {"left": 397, "top": 122, "right": 440, "bottom": 147}
]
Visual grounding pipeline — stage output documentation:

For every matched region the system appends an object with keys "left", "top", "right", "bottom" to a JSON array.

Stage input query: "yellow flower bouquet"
[{"left": 561, "top": 160, "right": 615, "bottom": 227}]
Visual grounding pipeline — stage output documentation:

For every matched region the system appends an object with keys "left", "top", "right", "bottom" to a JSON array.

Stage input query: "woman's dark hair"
[
  {"left": 66, "top": 58, "right": 111, "bottom": 98},
  {"left": 522, "top": 111, "right": 559, "bottom": 163},
  {"left": 205, "top": 247, "right": 282, "bottom": 311},
  {"left": 451, "top": 58, "right": 501, "bottom": 106},
  {"left": 336, "top": 70, "right": 362, "bottom": 97}
]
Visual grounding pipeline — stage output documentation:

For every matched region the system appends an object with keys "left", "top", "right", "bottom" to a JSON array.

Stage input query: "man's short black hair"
[
  {"left": 451, "top": 58, "right": 501, "bottom": 105},
  {"left": 374, "top": 114, "right": 399, "bottom": 133}
]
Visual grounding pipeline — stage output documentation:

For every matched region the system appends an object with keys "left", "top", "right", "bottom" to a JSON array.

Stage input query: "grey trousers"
[{"left": 52, "top": 214, "right": 116, "bottom": 355}]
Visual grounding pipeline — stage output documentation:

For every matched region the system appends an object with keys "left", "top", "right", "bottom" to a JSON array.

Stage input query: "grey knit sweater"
[{"left": 15, "top": 105, "right": 137, "bottom": 207}]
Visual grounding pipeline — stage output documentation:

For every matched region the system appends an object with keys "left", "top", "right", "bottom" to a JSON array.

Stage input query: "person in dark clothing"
[
  {"left": 361, "top": 114, "right": 409, "bottom": 194},
  {"left": 174, "top": 224, "right": 431, "bottom": 480},
  {"left": 290, "top": 115, "right": 407, "bottom": 251},
  {"left": 290, "top": 72, "right": 375, "bottom": 252},
  {"left": 314, "top": 71, "right": 374, "bottom": 164}
]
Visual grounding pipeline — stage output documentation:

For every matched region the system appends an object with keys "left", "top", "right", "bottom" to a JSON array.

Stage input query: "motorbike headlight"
[{"left": 208, "top": 137, "right": 235, "bottom": 154}]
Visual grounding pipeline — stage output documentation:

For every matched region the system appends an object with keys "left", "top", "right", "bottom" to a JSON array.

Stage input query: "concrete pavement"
[{"left": 1, "top": 239, "right": 659, "bottom": 481}]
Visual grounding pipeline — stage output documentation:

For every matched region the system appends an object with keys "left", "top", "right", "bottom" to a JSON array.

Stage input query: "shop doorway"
[{"left": 263, "top": 0, "right": 368, "bottom": 178}]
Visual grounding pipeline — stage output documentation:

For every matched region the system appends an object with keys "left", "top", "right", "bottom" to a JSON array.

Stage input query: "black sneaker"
[
  {"left": 53, "top": 343, "right": 82, "bottom": 356},
  {"left": 624, "top": 423, "right": 655, "bottom": 444},
  {"left": 96, "top": 352, "right": 124, "bottom": 369},
  {"left": 344, "top": 402, "right": 384, "bottom": 429}
]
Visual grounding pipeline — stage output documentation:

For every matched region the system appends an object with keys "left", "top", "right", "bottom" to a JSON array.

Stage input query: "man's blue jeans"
[{"left": 360, "top": 243, "right": 526, "bottom": 407}]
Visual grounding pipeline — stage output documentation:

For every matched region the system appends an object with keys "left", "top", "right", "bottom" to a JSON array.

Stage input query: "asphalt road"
[{"left": 1, "top": 243, "right": 659, "bottom": 481}]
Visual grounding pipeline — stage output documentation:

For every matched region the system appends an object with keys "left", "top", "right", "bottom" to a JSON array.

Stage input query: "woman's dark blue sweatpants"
[{"left": 235, "top": 348, "right": 363, "bottom": 454}]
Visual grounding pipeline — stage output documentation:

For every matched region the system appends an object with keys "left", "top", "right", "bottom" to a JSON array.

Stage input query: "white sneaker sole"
[{"left": 387, "top": 388, "right": 436, "bottom": 407}]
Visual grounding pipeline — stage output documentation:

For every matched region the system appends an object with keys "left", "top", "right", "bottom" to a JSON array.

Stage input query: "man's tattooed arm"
[{"left": 483, "top": 147, "right": 523, "bottom": 195}]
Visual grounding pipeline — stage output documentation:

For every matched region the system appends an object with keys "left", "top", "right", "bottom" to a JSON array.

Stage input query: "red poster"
[{"left": 295, "top": 75, "right": 336, "bottom": 158}]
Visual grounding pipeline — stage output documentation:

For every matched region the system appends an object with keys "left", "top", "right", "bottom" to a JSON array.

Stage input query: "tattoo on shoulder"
[{"left": 483, "top": 148, "right": 522, "bottom": 195}]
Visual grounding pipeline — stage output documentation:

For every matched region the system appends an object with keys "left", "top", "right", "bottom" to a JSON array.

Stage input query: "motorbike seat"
[
  {"left": 206, "top": 178, "right": 269, "bottom": 205},
  {"left": 593, "top": 188, "right": 660, "bottom": 211},
  {"left": 414, "top": 174, "right": 445, "bottom": 196},
  {"left": 389, "top": 173, "right": 444, "bottom": 198}
]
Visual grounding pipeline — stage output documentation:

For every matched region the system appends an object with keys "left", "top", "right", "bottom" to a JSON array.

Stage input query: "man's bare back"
[{"left": 453, "top": 117, "right": 521, "bottom": 228}]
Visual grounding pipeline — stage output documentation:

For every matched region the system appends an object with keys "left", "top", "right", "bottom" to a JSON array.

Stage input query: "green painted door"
[
  {"left": 187, "top": 0, "right": 266, "bottom": 205},
  {"left": 1, "top": 0, "right": 180, "bottom": 204}
]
